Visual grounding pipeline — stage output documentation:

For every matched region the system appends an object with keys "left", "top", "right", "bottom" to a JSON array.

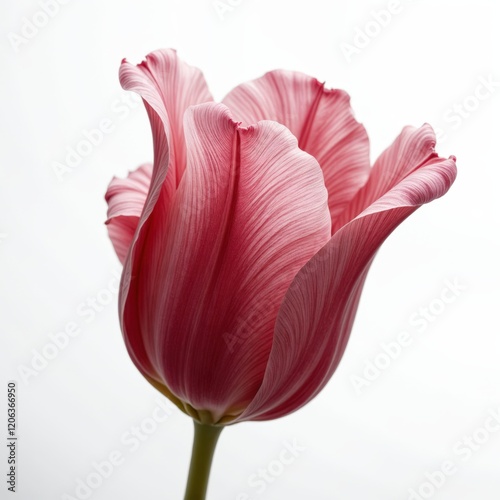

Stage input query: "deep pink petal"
[
  {"left": 105, "top": 163, "right": 152, "bottom": 263},
  {"left": 123, "top": 102, "right": 331, "bottom": 423},
  {"left": 239, "top": 127, "right": 456, "bottom": 421},
  {"left": 117, "top": 50, "right": 212, "bottom": 384},
  {"left": 223, "top": 70, "right": 370, "bottom": 222}
]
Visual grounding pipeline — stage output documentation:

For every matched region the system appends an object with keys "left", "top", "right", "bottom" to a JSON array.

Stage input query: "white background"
[{"left": 1, "top": 1, "right": 499, "bottom": 499}]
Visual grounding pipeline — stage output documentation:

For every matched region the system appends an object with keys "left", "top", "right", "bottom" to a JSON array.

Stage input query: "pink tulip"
[{"left": 105, "top": 49, "right": 456, "bottom": 498}]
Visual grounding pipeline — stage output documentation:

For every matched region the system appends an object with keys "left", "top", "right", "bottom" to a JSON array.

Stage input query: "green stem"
[{"left": 183, "top": 420, "right": 223, "bottom": 500}]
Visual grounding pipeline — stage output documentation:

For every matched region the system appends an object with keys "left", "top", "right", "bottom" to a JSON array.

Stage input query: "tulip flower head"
[{"left": 105, "top": 49, "right": 456, "bottom": 499}]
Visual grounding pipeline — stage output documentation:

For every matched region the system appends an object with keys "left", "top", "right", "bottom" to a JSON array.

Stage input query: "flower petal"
[
  {"left": 332, "top": 124, "right": 440, "bottom": 233},
  {"left": 105, "top": 163, "right": 152, "bottom": 263},
  {"left": 239, "top": 127, "right": 456, "bottom": 421},
  {"left": 222, "top": 70, "right": 370, "bottom": 222},
  {"left": 117, "top": 50, "right": 212, "bottom": 386},
  {"left": 123, "top": 102, "right": 331, "bottom": 424},
  {"left": 119, "top": 49, "right": 213, "bottom": 190}
]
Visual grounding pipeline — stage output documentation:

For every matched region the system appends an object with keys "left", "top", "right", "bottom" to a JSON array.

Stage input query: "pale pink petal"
[
  {"left": 122, "top": 102, "right": 331, "bottom": 423},
  {"left": 119, "top": 49, "right": 213, "bottom": 191},
  {"left": 105, "top": 163, "right": 152, "bottom": 263},
  {"left": 223, "top": 70, "right": 370, "bottom": 221},
  {"left": 117, "top": 50, "right": 212, "bottom": 383},
  {"left": 332, "top": 124, "right": 440, "bottom": 233},
  {"left": 239, "top": 127, "right": 456, "bottom": 421}
]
